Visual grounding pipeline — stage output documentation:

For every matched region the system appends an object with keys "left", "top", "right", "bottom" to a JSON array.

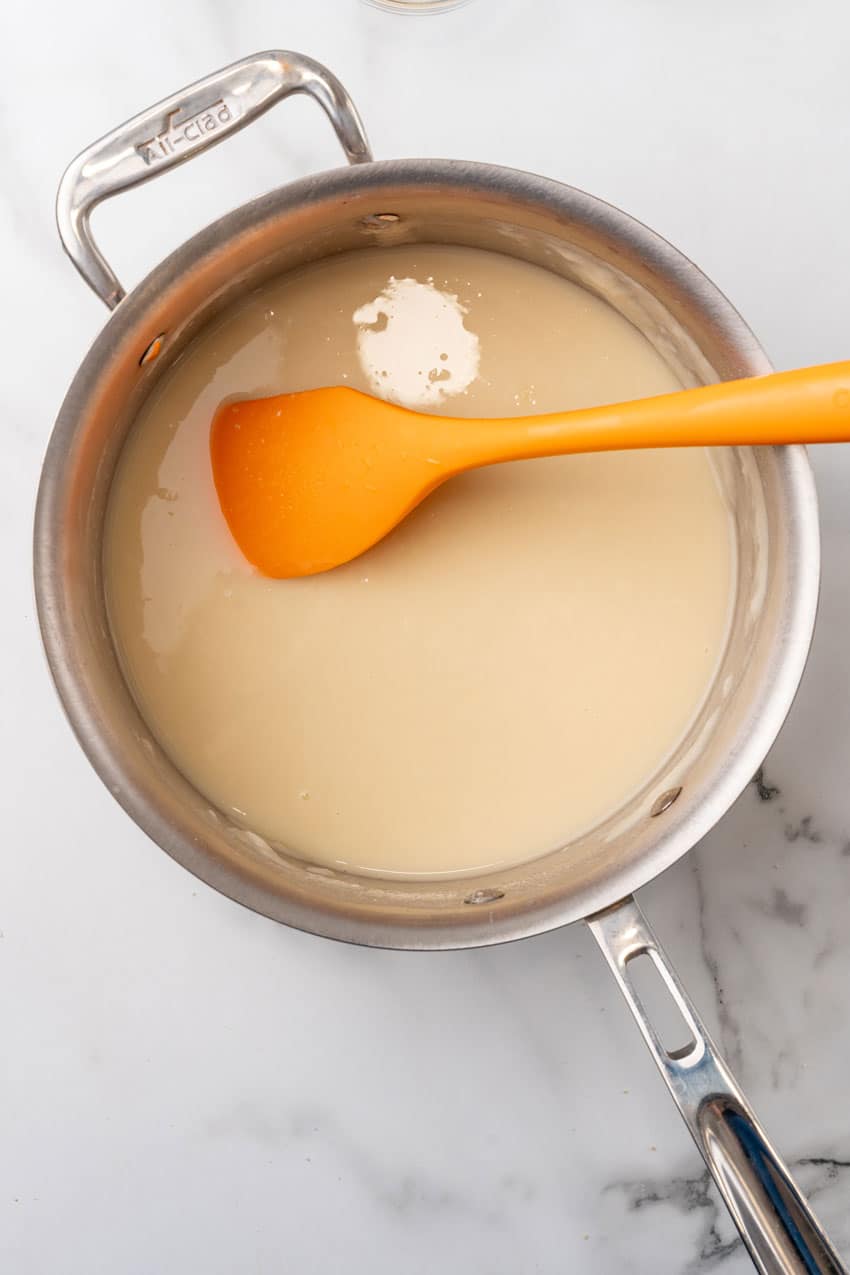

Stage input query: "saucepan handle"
[
  {"left": 588, "top": 895, "right": 847, "bottom": 1275},
  {"left": 56, "top": 50, "right": 373, "bottom": 309}
]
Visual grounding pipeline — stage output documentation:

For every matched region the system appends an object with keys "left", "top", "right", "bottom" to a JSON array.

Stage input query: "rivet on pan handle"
[
  {"left": 55, "top": 50, "right": 373, "bottom": 310},
  {"left": 588, "top": 895, "right": 848, "bottom": 1275}
]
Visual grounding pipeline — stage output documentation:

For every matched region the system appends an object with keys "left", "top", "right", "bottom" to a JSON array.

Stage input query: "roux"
[{"left": 104, "top": 244, "right": 735, "bottom": 877}]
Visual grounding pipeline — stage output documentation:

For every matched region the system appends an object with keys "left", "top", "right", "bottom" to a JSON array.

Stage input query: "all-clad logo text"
[{"left": 136, "top": 99, "right": 234, "bottom": 166}]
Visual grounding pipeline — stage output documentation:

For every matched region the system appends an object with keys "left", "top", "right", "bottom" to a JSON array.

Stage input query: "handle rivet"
[
  {"left": 650, "top": 786, "right": 683, "bottom": 817},
  {"left": 139, "top": 334, "right": 166, "bottom": 366},
  {"left": 362, "top": 213, "right": 401, "bottom": 229},
  {"left": 464, "top": 888, "right": 505, "bottom": 905}
]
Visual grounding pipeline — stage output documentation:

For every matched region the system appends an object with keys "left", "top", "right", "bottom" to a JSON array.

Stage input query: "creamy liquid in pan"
[{"left": 104, "top": 245, "right": 735, "bottom": 878}]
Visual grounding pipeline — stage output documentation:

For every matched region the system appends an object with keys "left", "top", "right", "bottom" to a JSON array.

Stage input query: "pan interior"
[{"left": 37, "top": 163, "right": 812, "bottom": 946}]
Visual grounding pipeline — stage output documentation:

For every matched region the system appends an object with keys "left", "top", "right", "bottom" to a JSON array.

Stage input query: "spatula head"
[{"left": 210, "top": 386, "right": 455, "bottom": 578}]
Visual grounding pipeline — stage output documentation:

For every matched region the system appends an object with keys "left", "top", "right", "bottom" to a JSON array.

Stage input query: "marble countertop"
[{"left": 4, "top": 1, "right": 850, "bottom": 1270}]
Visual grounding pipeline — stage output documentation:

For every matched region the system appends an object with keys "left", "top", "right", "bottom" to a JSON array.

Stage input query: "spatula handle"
[{"left": 460, "top": 361, "right": 850, "bottom": 463}]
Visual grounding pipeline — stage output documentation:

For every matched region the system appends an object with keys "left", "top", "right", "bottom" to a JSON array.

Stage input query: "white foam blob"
[{"left": 352, "top": 276, "right": 480, "bottom": 408}]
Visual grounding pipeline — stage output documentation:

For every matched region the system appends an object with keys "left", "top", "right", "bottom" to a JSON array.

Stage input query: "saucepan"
[{"left": 34, "top": 50, "right": 846, "bottom": 1273}]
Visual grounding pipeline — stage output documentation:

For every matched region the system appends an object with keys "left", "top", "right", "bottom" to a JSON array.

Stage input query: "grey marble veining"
[{"left": 2, "top": 1, "right": 850, "bottom": 1271}]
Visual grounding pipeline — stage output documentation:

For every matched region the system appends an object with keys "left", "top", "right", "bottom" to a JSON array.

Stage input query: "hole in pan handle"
[
  {"left": 587, "top": 895, "right": 848, "bottom": 1275},
  {"left": 55, "top": 50, "right": 372, "bottom": 310}
]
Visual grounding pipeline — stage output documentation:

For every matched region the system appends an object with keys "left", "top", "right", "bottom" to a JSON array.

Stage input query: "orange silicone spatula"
[{"left": 210, "top": 361, "right": 850, "bottom": 578}]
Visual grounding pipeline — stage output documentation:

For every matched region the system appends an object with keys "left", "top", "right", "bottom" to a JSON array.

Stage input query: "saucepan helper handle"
[
  {"left": 56, "top": 50, "right": 372, "bottom": 309},
  {"left": 588, "top": 895, "right": 847, "bottom": 1275}
]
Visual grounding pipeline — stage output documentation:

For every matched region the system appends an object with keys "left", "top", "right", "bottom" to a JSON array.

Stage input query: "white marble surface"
[{"left": 3, "top": 1, "right": 850, "bottom": 1270}]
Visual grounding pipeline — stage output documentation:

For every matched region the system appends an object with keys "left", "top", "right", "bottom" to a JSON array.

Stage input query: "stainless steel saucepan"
[{"left": 34, "top": 50, "right": 846, "bottom": 1274}]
